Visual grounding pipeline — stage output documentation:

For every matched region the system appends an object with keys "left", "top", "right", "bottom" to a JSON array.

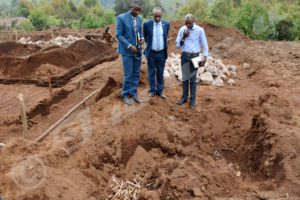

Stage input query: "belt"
[
  {"left": 151, "top": 49, "right": 165, "bottom": 53},
  {"left": 182, "top": 52, "right": 199, "bottom": 57}
]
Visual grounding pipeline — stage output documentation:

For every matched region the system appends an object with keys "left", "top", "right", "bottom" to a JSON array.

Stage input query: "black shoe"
[
  {"left": 122, "top": 96, "right": 132, "bottom": 105},
  {"left": 176, "top": 98, "right": 187, "bottom": 105},
  {"left": 190, "top": 102, "right": 196, "bottom": 109},
  {"left": 133, "top": 95, "right": 141, "bottom": 104},
  {"left": 149, "top": 92, "right": 155, "bottom": 97},
  {"left": 158, "top": 94, "right": 166, "bottom": 99}
]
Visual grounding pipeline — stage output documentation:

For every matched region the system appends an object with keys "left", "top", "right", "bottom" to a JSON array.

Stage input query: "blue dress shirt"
[
  {"left": 175, "top": 24, "right": 209, "bottom": 56},
  {"left": 152, "top": 21, "right": 164, "bottom": 51}
]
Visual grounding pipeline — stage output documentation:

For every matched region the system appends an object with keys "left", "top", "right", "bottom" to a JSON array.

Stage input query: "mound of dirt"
[
  {"left": 0, "top": 42, "right": 41, "bottom": 57},
  {"left": 168, "top": 21, "right": 248, "bottom": 54},
  {"left": 67, "top": 39, "right": 112, "bottom": 61},
  {"left": 0, "top": 39, "right": 116, "bottom": 80}
]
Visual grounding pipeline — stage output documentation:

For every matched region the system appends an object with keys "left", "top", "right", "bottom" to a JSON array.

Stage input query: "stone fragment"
[{"left": 200, "top": 72, "right": 214, "bottom": 85}]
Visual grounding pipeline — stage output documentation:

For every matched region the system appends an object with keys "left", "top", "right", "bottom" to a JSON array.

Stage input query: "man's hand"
[
  {"left": 183, "top": 30, "right": 190, "bottom": 39},
  {"left": 139, "top": 38, "right": 144, "bottom": 44},
  {"left": 129, "top": 45, "right": 139, "bottom": 53},
  {"left": 198, "top": 56, "right": 207, "bottom": 67}
]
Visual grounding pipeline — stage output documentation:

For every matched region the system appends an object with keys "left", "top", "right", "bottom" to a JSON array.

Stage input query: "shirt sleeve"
[
  {"left": 176, "top": 27, "right": 184, "bottom": 49},
  {"left": 116, "top": 16, "right": 131, "bottom": 48},
  {"left": 200, "top": 29, "right": 209, "bottom": 56}
]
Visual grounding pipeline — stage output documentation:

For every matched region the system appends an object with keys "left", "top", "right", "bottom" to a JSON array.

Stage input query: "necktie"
[{"left": 133, "top": 17, "right": 138, "bottom": 45}]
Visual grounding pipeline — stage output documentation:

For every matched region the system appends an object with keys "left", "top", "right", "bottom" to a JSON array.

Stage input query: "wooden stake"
[
  {"left": 79, "top": 77, "right": 84, "bottom": 101},
  {"left": 51, "top": 30, "right": 54, "bottom": 39},
  {"left": 15, "top": 30, "right": 18, "bottom": 42},
  {"left": 48, "top": 76, "right": 53, "bottom": 96},
  {"left": 17, "top": 93, "right": 29, "bottom": 139}
]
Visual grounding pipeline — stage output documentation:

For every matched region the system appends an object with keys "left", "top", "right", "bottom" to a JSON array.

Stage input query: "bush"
[
  {"left": 177, "top": 0, "right": 209, "bottom": 21},
  {"left": 81, "top": 14, "right": 102, "bottom": 29},
  {"left": 29, "top": 9, "right": 50, "bottom": 30},
  {"left": 19, "top": 20, "right": 35, "bottom": 31},
  {"left": 47, "top": 15, "right": 61, "bottom": 28},
  {"left": 210, "top": 0, "right": 235, "bottom": 26},
  {"left": 17, "top": 7, "right": 30, "bottom": 17},
  {"left": 0, "top": 24, "right": 6, "bottom": 30},
  {"left": 235, "top": 0, "right": 273, "bottom": 40},
  {"left": 100, "top": 10, "right": 115, "bottom": 27},
  {"left": 275, "top": 19, "right": 295, "bottom": 41}
]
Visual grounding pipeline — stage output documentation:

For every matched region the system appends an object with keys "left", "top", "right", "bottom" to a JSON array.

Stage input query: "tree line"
[{"left": 0, "top": 0, "right": 299, "bottom": 41}]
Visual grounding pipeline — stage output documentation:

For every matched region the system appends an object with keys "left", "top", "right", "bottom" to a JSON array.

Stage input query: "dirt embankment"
[
  {"left": 0, "top": 39, "right": 116, "bottom": 80},
  {"left": 0, "top": 22, "right": 299, "bottom": 200},
  {"left": 0, "top": 42, "right": 41, "bottom": 57}
]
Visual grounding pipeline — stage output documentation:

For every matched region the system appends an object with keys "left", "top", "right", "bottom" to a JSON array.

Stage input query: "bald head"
[
  {"left": 153, "top": 7, "right": 163, "bottom": 23},
  {"left": 185, "top": 13, "right": 195, "bottom": 21},
  {"left": 185, "top": 13, "right": 195, "bottom": 29}
]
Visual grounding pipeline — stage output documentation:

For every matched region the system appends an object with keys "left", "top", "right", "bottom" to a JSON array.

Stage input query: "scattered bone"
[
  {"left": 0, "top": 143, "right": 5, "bottom": 147},
  {"left": 165, "top": 53, "right": 238, "bottom": 86}
]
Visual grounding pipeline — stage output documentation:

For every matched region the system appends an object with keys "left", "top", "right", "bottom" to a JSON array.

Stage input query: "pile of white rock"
[
  {"left": 18, "top": 35, "right": 82, "bottom": 46},
  {"left": 164, "top": 53, "right": 237, "bottom": 87}
]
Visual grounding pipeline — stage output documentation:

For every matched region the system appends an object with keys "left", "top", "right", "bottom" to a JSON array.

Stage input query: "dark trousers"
[
  {"left": 121, "top": 55, "right": 141, "bottom": 97},
  {"left": 181, "top": 52, "right": 199, "bottom": 103},
  {"left": 147, "top": 50, "right": 166, "bottom": 95}
]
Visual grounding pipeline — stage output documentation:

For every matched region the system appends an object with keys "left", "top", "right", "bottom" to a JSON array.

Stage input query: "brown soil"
[
  {"left": 0, "top": 22, "right": 299, "bottom": 200},
  {"left": 0, "top": 40, "right": 116, "bottom": 80},
  {"left": 0, "top": 41, "right": 41, "bottom": 57}
]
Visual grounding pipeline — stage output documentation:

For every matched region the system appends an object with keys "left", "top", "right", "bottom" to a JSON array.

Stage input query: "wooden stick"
[
  {"left": 17, "top": 93, "right": 29, "bottom": 139},
  {"left": 79, "top": 77, "right": 84, "bottom": 101},
  {"left": 48, "top": 76, "right": 53, "bottom": 96},
  {"left": 51, "top": 30, "right": 54, "bottom": 39},
  {"left": 15, "top": 30, "right": 18, "bottom": 42},
  {"left": 34, "top": 89, "right": 100, "bottom": 143}
]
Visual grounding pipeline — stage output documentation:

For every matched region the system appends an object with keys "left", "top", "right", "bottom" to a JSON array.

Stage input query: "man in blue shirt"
[
  {"left": 116, "top": 0, "right": 144, "bottom": 105},
  {"left": 143, "top": 7, "right": 170, "bottom": 98},
  {"left": 175, "top": 14, "right": 209, "bottom": 109}
]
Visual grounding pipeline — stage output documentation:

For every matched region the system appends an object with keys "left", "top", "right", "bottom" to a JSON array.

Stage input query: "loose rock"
[
  {"left": 200, "top": 72, "right": 214, "bottom": 85},
  {"left": 228, "top": 79, "right": 236, "bottom": 86},
  {"left": 165, "top": 53, "right": 238, "bottom": 87}
]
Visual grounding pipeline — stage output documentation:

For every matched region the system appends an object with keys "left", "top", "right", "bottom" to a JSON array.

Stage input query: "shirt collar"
[
  {"left": 185, "top": 23, "right": 197, "bottom": 30},
  {"left": 154, "top": 20, "right": 162, "bottom": 25}
]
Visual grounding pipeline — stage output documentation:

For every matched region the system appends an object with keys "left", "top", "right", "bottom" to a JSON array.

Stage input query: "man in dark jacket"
[{"left": 143, "top": 7, "right": 170, "bottom": 98}]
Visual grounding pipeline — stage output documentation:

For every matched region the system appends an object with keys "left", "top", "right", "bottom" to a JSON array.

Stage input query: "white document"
[{"left": 191, "top": 55, "right": 204, "bottom": 68}]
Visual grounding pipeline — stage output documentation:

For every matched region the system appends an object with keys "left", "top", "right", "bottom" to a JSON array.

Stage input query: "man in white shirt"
[{"left": 175, "top": 14, "right": 209, "bottom": 109}]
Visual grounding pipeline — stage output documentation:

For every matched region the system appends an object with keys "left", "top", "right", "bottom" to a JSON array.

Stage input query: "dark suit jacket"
[
  {"left": 116, "top": 11, "right": 143, "bottom": 56},
  {"left": 143, "top": 19, "right": 170, "bottom": 59}
]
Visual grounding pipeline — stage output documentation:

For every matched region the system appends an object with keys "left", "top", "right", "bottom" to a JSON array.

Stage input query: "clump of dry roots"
[{"left": 106, "top": 175, "right": 144, "bottom": 200}]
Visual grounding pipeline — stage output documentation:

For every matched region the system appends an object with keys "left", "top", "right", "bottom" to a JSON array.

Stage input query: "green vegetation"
[
  {"left": 177, "top": 0, "right": 300, "bottom": 40},
  {"left": 0, "top": 0, "right": 299, "bottom": 41},
  {"left": 0, "top": 0, "right": 115, "bottom": 30}
]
